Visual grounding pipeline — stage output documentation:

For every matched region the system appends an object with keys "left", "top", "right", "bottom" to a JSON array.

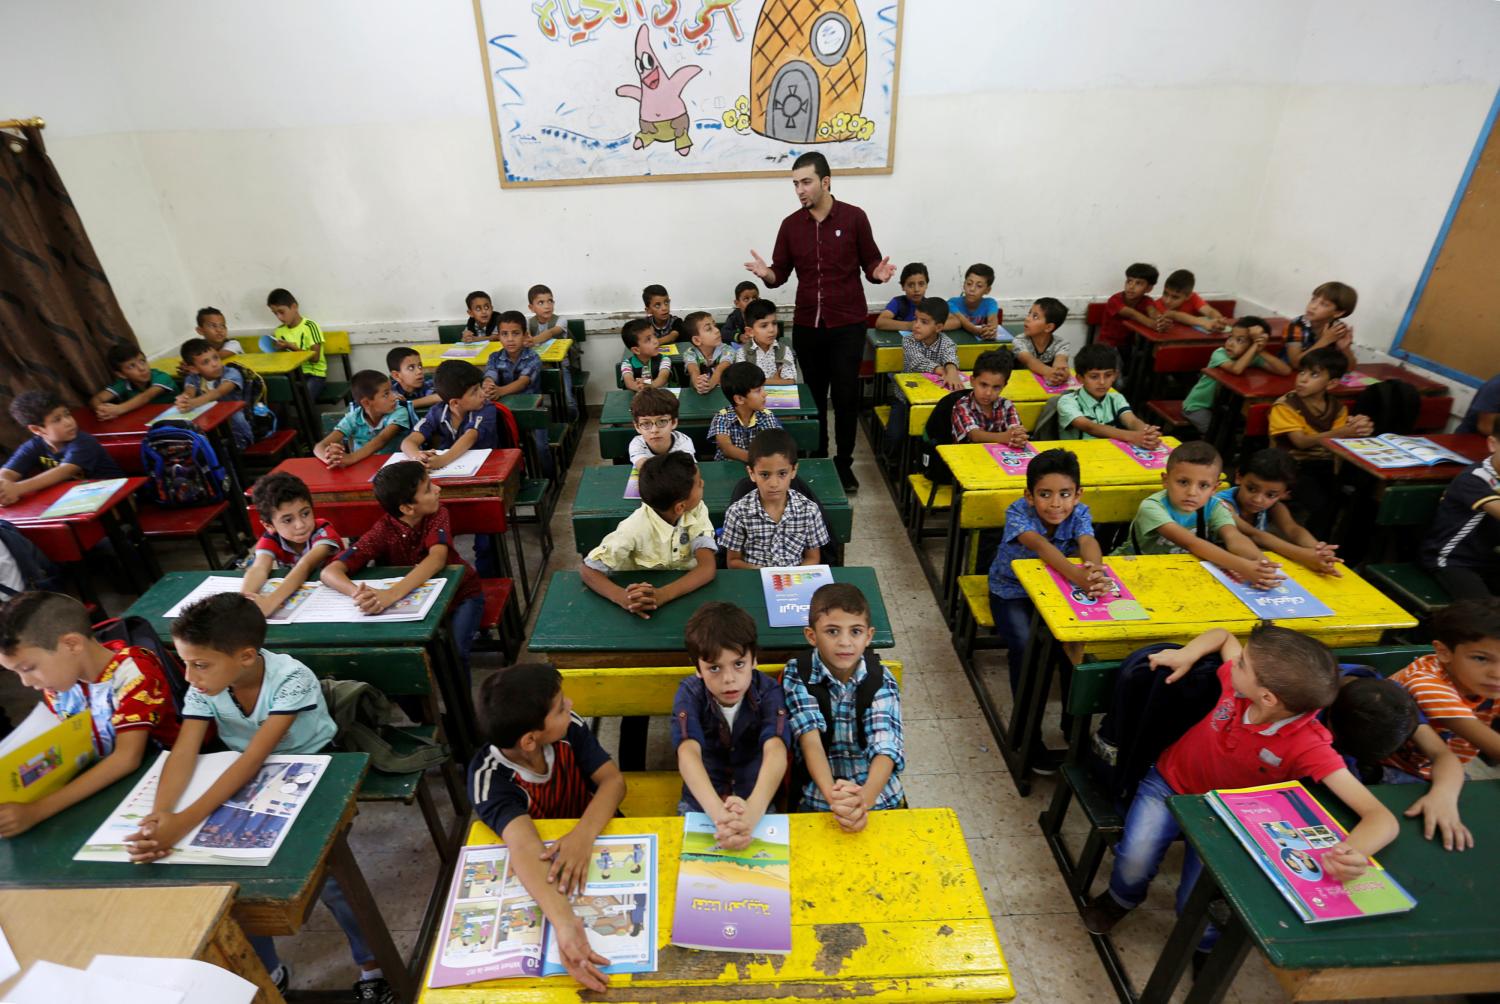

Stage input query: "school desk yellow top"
[
  {"left": 322, "top": 329, "right": 352, "bottom": 356},
  {"left": 222, "top": 349, "right": 315, "bottom": 375},
  {"left": 892, "top": 371, "right": 1055, "bottom": 434},
  {"left": 418, "top": 810, "right": 1013, "bottom": 1004},
  {"left": 415, "top": 342, "right": 501, "bottom": 368},
  {"left": 535, "top": 337, "right": 573, "bottom": 364},
  {"left": 867, "top": 330, "right": 1014, "bottom": 373},
  {"left": 1012, "top": 555, "right": 1416, "bottom": 656},
  {"left": 938, "top": 437, "right": 1181, "bottom": 493}
]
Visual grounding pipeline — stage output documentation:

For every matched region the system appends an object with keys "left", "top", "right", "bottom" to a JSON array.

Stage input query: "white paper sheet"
[
  {"left": 88, "top": 955, "right": 256, "bottom": 1004},
  {"left": 378, "top": 448, "right": 490, "bottom": 479},
  {"left": 6, "top": 960, "right": 182, "bottom": 1004},
  {"left": 0, "top": 922, "right": 19, "bottom": 984},
  {"left": 161, "top": 576, "right": 315, "bottom": 624}
]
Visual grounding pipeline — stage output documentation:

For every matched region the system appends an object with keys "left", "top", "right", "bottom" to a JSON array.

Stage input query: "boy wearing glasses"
[{"left": 629, "top": 387, "right": 696, "bottom": 468}]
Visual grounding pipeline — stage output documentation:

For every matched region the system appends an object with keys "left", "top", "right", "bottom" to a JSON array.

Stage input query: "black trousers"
[
  {"left": 792, "top": 321, "right": 866, "bottom": 463},
  {"left": 1433, "top": 565, "right": 1500, "bottom": 601}
]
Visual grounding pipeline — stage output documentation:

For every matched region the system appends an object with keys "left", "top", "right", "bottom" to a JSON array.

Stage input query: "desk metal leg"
[
  {"left": 325, "top": 831, "right": 414, "bottom": 1003},
  {"left": 287, "top": 370, "right": 317, "bottom": 451},
  {"left": 213, "top": 425, "right": 252, "bottom": 545},
  {"left": 940, "top": 487, "right": 965, "bottom": 626},
  {"left": 1003, "top": 611, "right": 1056, "bottom": 795},
  {"left": 103, "top": 505, "right": 160, "bottom": 592},
  {"left": 1140, "top": 869, "right": 1248, "bottom": 1004},
  {"left": 433, "top": 627, "right": 479, "bottom": 763}
]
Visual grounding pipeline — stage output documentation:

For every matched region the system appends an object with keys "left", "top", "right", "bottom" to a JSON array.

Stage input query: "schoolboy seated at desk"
[
  {"left": 1114, "top": 440, "right": 1284, "bottom": 589},
  {"left": 1057, "top": 344, "right": 1161, "bottom": 447},
  {"left": 1456, "top": 374, "right": 1500, "bottom": 436},
  {"left": 873, "top": 262, "right": 927, "bottom": 333},
  {"left": 176, "top": 338, "right": 256, "bottom": 449},
  {"left": 0, "top": 591, "right": 181, "bottom": 837},
  {"left": 468, "top": 663, "right": 626, "bottom": 992},
  {"left": 265, "top": 287, "right": 328, "bottom": 402},
  {"left": 480, "top": 310, "right": 541, "bottom": 399},
  {"left": 903, "top": 297, "right": 964, "bottom": 391},
  {"left": 1392, "top": 600, "right": 1500, "bottom": 778},
  {"left": 1013, "top": 297, "right": 1072, "bottom": 386},
  {"left": 125, "top": 594, "right": 393, "bottom": 1002},
  {"left": 681, "top": 310, "right": 738, "bottom": 394},
  {"left": 242, "top": 472, "right": 343, "bottom": 617},
  {"left": 951, "top": 349, "right": 1028, "bottom": 446},
  {"left": 619, "top": 318, "right": 671, "bottom": 392},
  {"left": 526, "top": 283, "right": 566, "bottom": 345},
  {"left": 90, "top": 344, "right": 177, "bottom": 421},
  {"left": 460, "top": 290, "right": 499, "bottom": 342},
  {"left": 1420, "top": 433, "right": 1500, "bottom": 600},
  {"left": 314, "top": 370, "right": 411, "bottom": 468},
  {"left": 1268, "top": 346, "right": 1373, "bottom": 536},
  {"left": 1096, "top": 263, "right": 1158, "bottom": 363},
  {"left": 723, "top": 280, "right": 758, "bottom": 347},
  {"left": 1286, "top": 280, "right": 1358, "bottom": 368},
  {"left": 1147, "top": 268, "right": 1229, "bottom": 332},
  {"left": 387, "top": 346, "right": 439, "bottom": 417},
  {"left": 945, "top": 262, "right": 1001, "bottom": 340},
  {"left": 0, "top": 391, "right": 125, "bottom": 506},
  {"left": 628, "top": 387, "right": 695, "bottom": 468},
  {"left": 195, "top": 306, "right": 243, "bottom": 359},
  {"left": 400, "top": 359, "right": 497, "bottom": 472},
  {"left": 321, "top": 460, "right": 487, "bottom": 678},
  {"left": 1180, "top": 317, "right": 1290, "bottom": 434},
  {"left": 721, "top": 429, "right": 830, "bottom": 569},
  {"left": 1216, "top": 448, "right": 1340, "bottom": 576},
  {"left": 580, "top": 452, "right": 716, "bottom": 617},
  {"left": 673, "top": 602, "right": 789, "bottom": 848},
  {"left": 643, "top": 283, "right": 686, "bottom": 345},
  {"left": 740, "top": 299, "right": 797, "bottom": 385},
  {"left": 783, "top": 583, "right": 904, "bottom": 831},
  {"left": 708, "top": 361, "right": 783, "bottom": 463}
]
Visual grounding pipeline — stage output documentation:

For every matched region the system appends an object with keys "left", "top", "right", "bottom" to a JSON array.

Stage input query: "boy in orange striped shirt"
[{"left": 1392, "top": 599, "right": 1500, "bottom": 776}]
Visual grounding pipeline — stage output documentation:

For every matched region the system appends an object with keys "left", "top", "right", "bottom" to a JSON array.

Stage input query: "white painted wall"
[{"left": 4, "top": 0, "right": 1498, "bottom": 403}]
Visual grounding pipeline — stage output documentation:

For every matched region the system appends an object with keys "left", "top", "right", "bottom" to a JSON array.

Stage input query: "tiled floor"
[{"left": 2, "top": 421, "right": 1473, "bottom": 1003}]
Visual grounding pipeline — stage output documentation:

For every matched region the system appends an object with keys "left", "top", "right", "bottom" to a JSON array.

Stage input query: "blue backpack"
[{"left": 140, "top": 424, "right": 231, "bottom": 507}]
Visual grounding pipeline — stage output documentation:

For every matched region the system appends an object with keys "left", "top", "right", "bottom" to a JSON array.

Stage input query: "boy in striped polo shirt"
[{"left": 1392, "top": 599, "right": 1500, "bottom": 777}]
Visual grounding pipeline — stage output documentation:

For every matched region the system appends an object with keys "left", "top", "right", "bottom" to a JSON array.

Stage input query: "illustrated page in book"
[
  {"left": 541, "top": 835, "right": 658, "bottom": 976},
  {"left": 37, "top": 478, "right": 129, "bottom": 518},
  {"left": 760, "top": 565, "right": 835, "bottom": 628},
  {"left": 428, "top": 844, "right": 544, "bottom": 987}
]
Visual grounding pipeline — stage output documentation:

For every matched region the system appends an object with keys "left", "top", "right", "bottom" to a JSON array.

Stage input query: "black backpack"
[
  {"left": 915, "top": 389, "right": 969, "bottom": 489},
  {"left": 224, "top": 361, "right": 278, "bottom": 440},
  {"left": 1351, "top": 379, "right": 1420, "bottom": 435},
  {"left": 724, "top": 476, "right": 843, "bottom": 567},
  {"left": 1087, "top": 642, "right": 1223, "bottom": 809},
  {"left": 92, "top": 614, "right": 190, "bottom": 719},
  {"left": 787, "top": 648, "right": 888, "bottom": 808},
  {"left": 0, "top": 520, "right": 65, "bottom": 596}
]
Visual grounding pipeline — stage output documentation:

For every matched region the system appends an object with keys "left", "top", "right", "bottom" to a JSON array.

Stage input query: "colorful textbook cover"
[
  {"left": 1207, "top": 782, "right": 1416, "bottom": 923},
  {"left": 0, "top": 704, "right": 95, "bottom": 803},
  {"left": 762, "top": 385, "right": 801, "bottom": 409},
  {"left": 983, "top": 443, "right": 1036, "bottom": 475},
  {"left": 1200, "top": 562, "right": 1333, "bottom": 620},
  {"left": 37, "top": 478, "right": 129, "bottom": 519},
  {"left": 1110, "top": 440, "right": 1170, "bottom": 471},
  {"left": 671, "top": 812, "right": 792, "bottom": 954},
  {"left": 1046, "top": 566, "right": 1148, "bottom": 621},
  {"left": 760, "top": 565, "right": 834, "bottom": 628}
]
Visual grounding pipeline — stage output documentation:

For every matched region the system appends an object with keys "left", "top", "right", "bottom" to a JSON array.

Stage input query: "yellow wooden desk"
[
  {"left": 893, "top": 370, "right": 1052, "bottom": 434},
  {"left": 868, "top": 332, "right": 1011, "bottom": 373},
  {"left": 420, "top": 810, "right": 1013, "bottom": 1004},
  {"left": 229, "top": 349, "right": 314, "bottom": 375},
  {"left": 324, "top": 329, "right": 352, "bottom": 381},
  {"left": 416, "top": 342, "right": 500, "bottom": 368},
  {"left": 536, "top": 337, "right": 573, "bottom": 365},
  {"left": 0, "top": 885, "right": 282, "bottom": 1003}
]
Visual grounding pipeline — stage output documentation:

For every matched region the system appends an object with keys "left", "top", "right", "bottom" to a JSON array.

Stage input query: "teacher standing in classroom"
[{"left": 745, "top": 151, "right": 894, "bottom": 493}]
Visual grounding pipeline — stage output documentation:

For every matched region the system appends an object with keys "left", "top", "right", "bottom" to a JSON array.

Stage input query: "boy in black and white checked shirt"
[
  {"left": 721, "top": 429, "right": 830, "bottom": 569},
  {"left": 902, "top": 297, "right": 964, "bottom": 390}
]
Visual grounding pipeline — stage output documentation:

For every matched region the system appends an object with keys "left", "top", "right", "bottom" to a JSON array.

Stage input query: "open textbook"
[
  {"left": 1336, "top": 434, "right": 1470, "bottom": 469},
  {"left": 378, "top": 448, "right": 492, "bottom": 479},
  {"left": 75, "top": 751, "right": 328, "bottom": 865},
  {"left": 162, "top": 575, "right": 446, "bottom": 624}
]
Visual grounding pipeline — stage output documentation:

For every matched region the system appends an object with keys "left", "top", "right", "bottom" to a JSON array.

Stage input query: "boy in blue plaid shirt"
[
  {"left": 783, "top": 583, "right": 904, "bottom": 830},
  {"left": 482, "top": 311, "right": 541, "bottom": 399},
  {"left": 708, "top": 361, "right": 782, "bottom": 462},
  {"left": 722, "top": 430, "right": 829, "bottom": 569}
]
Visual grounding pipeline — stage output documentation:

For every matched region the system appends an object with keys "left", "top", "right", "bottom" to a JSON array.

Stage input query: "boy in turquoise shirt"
[
  {"left": 314, "top": 370, "right": 412, "bottom": 468},
  {"left": 1058, "top": 344, "right": 1161, "bottom": 446},
  {"left": 89, "top": 345, "right": 177, "bottom": 420},
  {"left": 1180, "top": 317, "right": 1289, "bottom": 434}
]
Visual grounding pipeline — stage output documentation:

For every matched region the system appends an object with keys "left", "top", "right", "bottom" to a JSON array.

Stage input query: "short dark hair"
[
  {"left": 733, "top": 280, "right": 759, "bottom": 298},
  {"left": 1125, "top": 263, "right": 1159, "bottom": 285},
  {"left": 1233, "top": 315, "right": 1270, "bottom": 335},
  {"left": 972, "top": 348, "right": 1015, "bottom": 382},
  {"left": 1328, "top": 677, "right": 1419, "bottom": 766},
  {"left": 526, "top": 284, "right": 552, "bottom": 303},
  {"left": 10, "top": 390, "right": 63, "bottom": 427},
  {"left": 465, "top": 290, "right": 491, "bottom": 309},
  {"left": 1244, "top": 625, "right": 1339, "bottom": 713},
  {"left": 266, "top": 288, "right": 296, "bottom": 307},
  {"left": 1239, "top": 447, "right": 1298, "bottom": 485},
  {"left": 621, "top": 318, "right": 652, "bottom": 350},
  {"left": 478, "top": 662, "right": 563, "bottom": 748},
  {"left": 434, "top": 358, "right": 483, "bottom": 402},
  {"left": 916, "top": 296, "right": 950, "bottom": 326},
  {"left": 682, "top": 311, "right": 715, "bottom": 338},
  {"left": 1299, "top": 346, "right": 1349, "bottom": 380},
  {"left": 386, "top": 346, "right": 420, "bottom": 372},
  {"left": 106, "top": 343, "right": 143, "bottom": 371},
  {"left": 1026, "top": 448, "right": 1081, "bottom": 491},
  {"left": 351, "top": 369, "right": 389, "bottom": 403},
  {"left": 251, "top": 471, "right": 314, "bottom": 524},
  {"left": 684, "top": 601, "right": 758, "bottom": 665},
  {"left": 631, "top": 386, "right": 679, "bottom": 421},
  {"left": 195, "top": 306, "right": 224, "bottom": 327},
  {"left": 1163, "top": 269, "right": 1195, "bottom": 294},
  {"left": 1312, "top": 281, "right": 1357, "bottom": 317},
  {"left": 808, "top": 582, "right": 868, "bottom": 627},
  {"left": 792, "top": 151, "right": 830, "bottom": 180},
  {"left": 372, "top": 460, "right": 428, "bottom": 517},
  {"left": 743, "top": 298, "right": 778, "bottom": 326},
  {"left": 900, "top": 262, "right": 929, "bottom": 284},
  {"left": 1166, "top": 439, "right": 1222, "bottom": 472},
  {"left": 721, "top": 360, "right": 766, "bottom": 405},
  {"left": 496, "top": 310, "right": 527, "bottom": 332},
  {"left": 965, "top": 263, "right": 995, "bottom": 285},
  {"left": 748, "top": 428, "right": 796, "bottom": 467},
  {"left": 0, "top": 591, "right": 93, "bottom": 655},
  {"left": 172, "top": 592, "right": 267, "bottom": 654},
  {"left": 642, "top": 283, "right": 669, "bottom": 305},
  {"left": 1074, "top": 343, "right": 1120, "bottom": 375},
  {"left": 1033, "top": 297, "right": 1068, "bottom": 330},
  {"left": 180, "top": 337, "right": 214, "bottom": 364},
  {"left": 638, "top": 451, "right": 698, "bottom": 513},
  {"left": 1432, "top": 598, "right": 1500, "bottom": 648}
]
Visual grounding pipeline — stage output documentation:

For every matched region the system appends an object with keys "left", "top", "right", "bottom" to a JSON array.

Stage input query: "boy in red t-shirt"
[
  {"left": 1082, "top": 626, "right": 1399, "bottom": 957},
  {"left": 0, "top": 591, "right": 181, "bottom": 836},
  {"left": 1149, "top": 268, "right": 1230, "bottom": 332},
  {"left": 1096, "top": 263, "right": 1159, "bottom": 360}
]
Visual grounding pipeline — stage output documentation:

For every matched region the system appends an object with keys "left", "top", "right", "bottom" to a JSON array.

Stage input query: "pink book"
[
  {"left": 1110, "top": 439, "right": 1171, "bottom": 470},
  {"left": 1033, "top": 372, "right": 1082, "bottom": 395},
  {"left": 1045, "top": 565, "right": 1148, "bottom": 621},
  {"left": 916, "top": 372, "right": 970, "bottom": 390},
  {"left": 983, "top": 443, "right": 1036, "bottom": 475}
]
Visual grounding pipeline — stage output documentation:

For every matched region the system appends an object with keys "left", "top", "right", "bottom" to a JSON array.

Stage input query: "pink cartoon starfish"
[{"left": 615, "top": 24, "right": 701, "bottom": 156}]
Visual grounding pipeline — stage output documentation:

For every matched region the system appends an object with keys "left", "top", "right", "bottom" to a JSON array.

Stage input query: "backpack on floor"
[
  {"left": 140, "top": 423, "right": 231, "bottom": 507},
  {"left": 93, "top": 614, "right": 190, "bottom": 717},
  {"left": 724, "top": 475, "right": 843, "bottom": 566},
  {"left": 1087, "top": 642, "right": 1223, "bottom": 809},
  {"left": 320, "top": 678, "right": 450, "bottom": 774},
  {"left": 1350, "top": 379, "right": 1420, "bottom": 435},
  {"left": 915, "top": 390, "right": 970, "bottom": 490},
  {"left": 786, "top": 648, "right": 887, "bottom": 809},
  {"left": 224, "top": 361, "right": 278, "bottom": 440},
  {"left": 0, "top": 519, "right": 65, "bottom": 597}
]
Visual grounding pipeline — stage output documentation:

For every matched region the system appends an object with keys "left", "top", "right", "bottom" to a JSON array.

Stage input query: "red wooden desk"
[
  {"left": 1121, "top": 317, "right": 1287, "bottom": 405},
  {"left": 1349, "top": 362, "right": 1448, "bottom": 396},
  {"left": 1, "top": 477, "right": 156, "bottom": 598},
  {"left": 1328, "top": 433, "right": 1489, "bottom": 483}
]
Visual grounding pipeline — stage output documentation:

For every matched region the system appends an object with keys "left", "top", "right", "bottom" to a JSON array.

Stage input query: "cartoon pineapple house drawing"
[{"left": 750, "top": 0, "right": 868, "bottom": 143}]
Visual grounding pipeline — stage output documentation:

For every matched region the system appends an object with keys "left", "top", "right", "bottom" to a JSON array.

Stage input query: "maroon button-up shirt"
[
  {"left": 765, "top": 198, "right": 884, "bottom": 329},
  {"left": 336, "top": 506, "right": 482, "bottom": 603}
]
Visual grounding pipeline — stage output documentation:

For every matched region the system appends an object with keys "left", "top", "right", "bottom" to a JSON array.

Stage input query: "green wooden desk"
[
  {"left": 569, "top": 458, "right": 851, "bottom": 554},
  {"left": 123, "top": 567, "right": 478, "bottom": 758},
  {"left": 0, "top": 752, "right": 413, "bottom": 1000},
  {"left": 597, "top": 386, "right": 821, "bottom": 460},
  {"left": 529, "top": 567, "right": 893, "bottom": 667},
  {"left": 1141, "top": 780, "right": 1500, "bottom": 1002},
  {"left": 498, "top": 392, "right": 548, "bottom": 432}
]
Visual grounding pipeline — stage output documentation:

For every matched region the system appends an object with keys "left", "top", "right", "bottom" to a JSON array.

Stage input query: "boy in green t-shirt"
[
  {"left": 1115, "top": 440, "right": 1284, "bottom": 589},
  {"left": 1057, "top": 344, "right": 1161, "bottom": 446},
  {"left": 89, "top": 345, "right": 177, "bottom": 421},
  {"left": 1180, "top": 317, "right": 1290, "bottom": 434},
  {"left": 266, "top": 287, "right": 328, "bottom": 401}
]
